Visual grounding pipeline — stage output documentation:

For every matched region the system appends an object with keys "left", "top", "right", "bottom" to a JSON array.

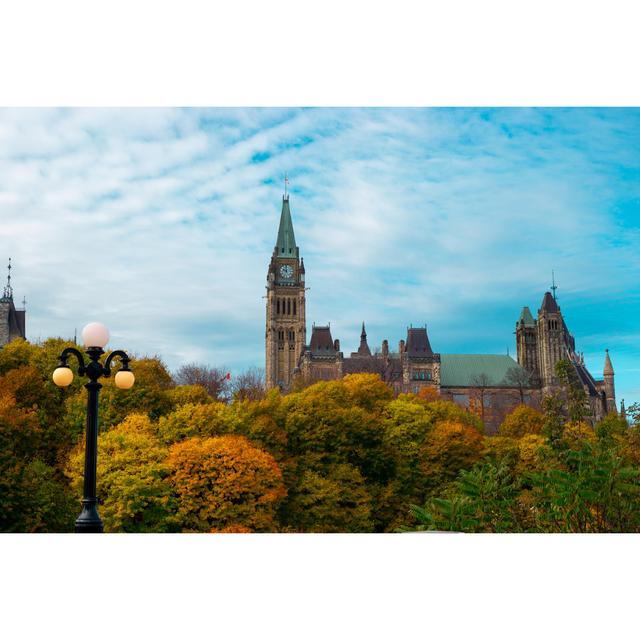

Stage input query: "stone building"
[
  {"left": 0, "top": 259, "right": 26, "bottom": 348},
  {"left": 264, "top": 195, "right": 616, "bottom": 432},
  {"left": 515, "top": 292, "right": 614, "bottom": 423}
]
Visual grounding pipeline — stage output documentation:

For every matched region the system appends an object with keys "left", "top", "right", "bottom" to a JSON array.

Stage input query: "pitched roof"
[
  {"left": 518, "top": 306, "right": 535, "bottom": 327},
  {"left": 440, "top": 354, "right": 531, "bottom": 388},
  {"left": 275, "top": 196, "right": 298, "bottom": 258},
  {"left": 406, "top": 327, "right": 434, "bottom": 357},
  {"left": 309, "top": 326, "right": 336, "bottom": 355},
  {"left": 540, "top": 291, "right": 559, "bottom": 314}
]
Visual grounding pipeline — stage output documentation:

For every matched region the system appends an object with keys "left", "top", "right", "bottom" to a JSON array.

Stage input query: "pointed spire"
[
  {"left": 275, "top": 195, "right": 298, "bottom": 258},
  {"left": 604, "top": 349, "right": 614, "bottom": 376},
  {"left": 357, "top": 321, "right": 372, "bottom": 356},
  {"left": 2, "top": 258, "right": 13, "bottom": 300},
  {"left": 540, "top": 291, "right": 559, "bottom": 314},
  {"left": 518, "top": 306, "right": 535, "bottom": 326},
  {"left": 620, "top": 399, "right": 626, "bottom": 419}
]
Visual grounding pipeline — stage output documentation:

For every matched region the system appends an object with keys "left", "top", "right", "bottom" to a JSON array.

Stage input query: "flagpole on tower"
[{"left": 284, "top": 173, "right": 289, "bottom": 198}]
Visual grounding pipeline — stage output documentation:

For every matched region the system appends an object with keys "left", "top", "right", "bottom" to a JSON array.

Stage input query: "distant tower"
[
  {"left": 603, "top": 349, "right": 616, "bottom": 414},
  {"left": 620, "top": 399, "right": 627, "bottom": 421},
  {"left": 0, "top": 258, "right": 26, "bottom": 347},
  {"left": 537, "top": 291, "right": 566, "bottom": 389},
  {"left": 357, "top": 322, "right": 372, "bottom": 357},
  {"left": 515, "top": 306, "right": 538, "bottom": 377},
  {"left": 265, "top": 194, "right": 306, "bottom": 390}
]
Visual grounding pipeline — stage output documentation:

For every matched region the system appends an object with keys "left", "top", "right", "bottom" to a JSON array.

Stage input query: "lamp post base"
[{"left": 75, "top": 500, "right": 104, "bottom": 533}]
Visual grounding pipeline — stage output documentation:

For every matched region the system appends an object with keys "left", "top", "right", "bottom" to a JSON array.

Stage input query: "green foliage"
[
  {"left": 281, "top": 463, "right": 373, "bottom": 532},
  {"left": 3, "top": 340, "right": 640, "bottom": 534}
]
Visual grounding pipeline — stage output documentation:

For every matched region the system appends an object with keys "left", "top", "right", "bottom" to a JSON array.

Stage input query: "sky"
[{"left": 0, "top": 107, "right": 638, "bottom": 407}]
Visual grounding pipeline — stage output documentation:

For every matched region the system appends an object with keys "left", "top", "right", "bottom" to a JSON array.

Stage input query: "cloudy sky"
[{"left": 0, "top": 108, "right": 638, "bottom": 405}]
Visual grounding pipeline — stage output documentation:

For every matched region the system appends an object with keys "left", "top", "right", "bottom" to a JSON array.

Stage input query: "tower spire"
[
  {"left": 284, "top": 173, "right": 289, "bottom": 198},
  {"left": 275, "top": 193, "right": 298, "bottom": 257},
  {"left": 2, "top": 258, "right": 13, "bottom": 300}
]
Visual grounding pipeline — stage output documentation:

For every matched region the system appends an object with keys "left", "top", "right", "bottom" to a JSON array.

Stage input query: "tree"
[
  {"left": 155, "top": 401, "right": 235, "bottom": 444},
  {"left": 166, "top": 435, "right": 286, "bottom": 532},
  {"left": 470, "top": 373, "right": 493, "bottom": 426},
  {"left": 555, "top": 359, "right": 590, "bottom": 423},
  {"left": 173, "top": 363, "right": 231, "bottom": 402},
  {"left": 232, "top": 367, "right": 266, "bottom": 402},
  {"left": 499, "top": 405, "right": 545, "bottom": 438},
  {"left": 503, "top": 366, "right": 532, "bottom": 404},
  {"left": 65, "top": 414, "right": 177, "bottom": 532},
  {"left": 280, "top": 463, "right": 373, "bottom": 532}
]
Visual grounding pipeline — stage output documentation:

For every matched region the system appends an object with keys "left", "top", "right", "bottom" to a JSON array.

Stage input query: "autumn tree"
[
  {"left": 280, "top": 463, "right": 373, "bottom": 532},
  {"left": 499, "top": 405, "right": 545, "bottom": 438},
  {"left": 166, "top": 435, "right": 286, "bottom": 532},
  {"left": 66, "top": 414, "right": 177, "bottom": 532}
]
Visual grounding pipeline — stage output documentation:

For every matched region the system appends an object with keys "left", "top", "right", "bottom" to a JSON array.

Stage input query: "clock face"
[{"left": 280, "top": 264, "right": 293, "bottom": 279}]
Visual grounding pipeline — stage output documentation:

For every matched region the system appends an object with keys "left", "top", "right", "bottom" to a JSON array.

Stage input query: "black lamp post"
[{"left": 53, "top": 322, "right": 135, "bottom": 533}]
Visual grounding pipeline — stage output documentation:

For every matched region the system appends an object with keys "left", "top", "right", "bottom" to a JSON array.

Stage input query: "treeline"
[{"left": 1, "top": 337, "right": 638, "bottom": 533}]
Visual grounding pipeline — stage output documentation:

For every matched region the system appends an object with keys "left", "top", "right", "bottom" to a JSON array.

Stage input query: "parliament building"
[{"left": 264, "top": 195, "right": 618, "bottom": 432}]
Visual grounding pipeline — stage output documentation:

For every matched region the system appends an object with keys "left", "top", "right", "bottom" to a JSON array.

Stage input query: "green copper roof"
[
  {"left": 518, "top": 306, "right": 535, "bottom": 327},
  {"left": 275, "top": 196, "right": 298, "bottom": 257},
  {"left": 440, "top": 354, "right": 531, "bottom": 388}
]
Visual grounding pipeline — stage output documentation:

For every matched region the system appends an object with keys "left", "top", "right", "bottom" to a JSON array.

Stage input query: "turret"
[
  {"left": 537, "top": 291, "right": 565, "bottom": 389},
  {"left": 603, "top": 349, "right": 616, "bottom": 413},
  {"left": 516, "top": 306, "right": 538, "bottom": 376},
  {"left": 356, "top": 322, "right": 372, "bottom": 357}
]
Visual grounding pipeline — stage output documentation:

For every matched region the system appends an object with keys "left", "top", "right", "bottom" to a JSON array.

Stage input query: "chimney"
[
  {"left": 334, "top": 339, "right": 340, "bottom": 352},
  {"left": 382, "top": 339, "right": 389, "bottom": 357},
  {"left": 399, "top": 339, "right": 405, "bottom": 354}
]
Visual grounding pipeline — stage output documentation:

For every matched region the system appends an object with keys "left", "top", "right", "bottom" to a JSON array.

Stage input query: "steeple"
[
  {"left": 275, "top": 195, "right": 298, "bottom": 258},
  {"left": 357, "top": 321, "right": 372, "bottom": 356},
  {"left": 620, "top": 399, "right": 627, "bottom": 420},
  {"left": 2, "top": 258, "right": 13, "bottom": 301},
  {"left": 604, "top": 349, "right": 614, "bottom": 375}
]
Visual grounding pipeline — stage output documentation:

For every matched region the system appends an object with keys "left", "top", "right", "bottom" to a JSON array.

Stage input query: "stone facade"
[{"left": 515, "top": 294, "right": 614, "bottom": 423}]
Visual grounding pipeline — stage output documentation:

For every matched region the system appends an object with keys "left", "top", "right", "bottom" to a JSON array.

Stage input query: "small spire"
[
  {"left": 604, "top": 349, "right": 614, "bottom": 376},
  {"left": 357, "top": 321, "right": 371, "bottom": 357},
  {"left": 551, "top": 270, "right": 558, "bottom": 301},
  {"left": 621, "top": 399, "right": 627, "bottom": 419},
  {"left": 361, "top": 321, "right": 366, "bottom": 339},
  {"left": 2, "top": 258, "right": 13, "bottom": 300},
  {"left": 284, "top": 173, "right": 289, "bottom": 198}
]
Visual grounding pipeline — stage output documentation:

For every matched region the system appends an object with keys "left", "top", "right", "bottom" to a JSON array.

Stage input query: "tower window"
[
  {"left": 293, "top": 299, "right": 296, "bottom": 315},
  {"left": 287, "top": 298, "right": 291, "bottom": 315},
  {"left": 277, "top": 299, "right": 280, "bottom": 315}
]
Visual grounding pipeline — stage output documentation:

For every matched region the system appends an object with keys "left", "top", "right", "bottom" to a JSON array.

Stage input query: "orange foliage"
[
  {"left": 166, "top": 435, "right": 286, "bottom": 532},
  {"left": 417, "top": 386, "right": 439, "bottom": 403}
]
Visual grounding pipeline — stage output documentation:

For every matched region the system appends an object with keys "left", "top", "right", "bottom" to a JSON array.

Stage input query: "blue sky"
[{"left": 0, "top": 108, "right": 638, "bottom": 407}]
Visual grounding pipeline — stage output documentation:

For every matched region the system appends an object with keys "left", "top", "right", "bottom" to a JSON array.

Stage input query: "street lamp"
[{"left": 52, "top": 322, "right": 135, "bottom": 533}]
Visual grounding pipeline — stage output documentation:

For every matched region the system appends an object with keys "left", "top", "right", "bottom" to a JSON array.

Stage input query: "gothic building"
[
  {"left": 0, "top": 259, "right": 26, "bottom": 348},
  {"left": 265, "top": 195, "right": 617, "bottom": 432},
  {"left": 515, "top": 293, "right": 614, "bottom": 422}
]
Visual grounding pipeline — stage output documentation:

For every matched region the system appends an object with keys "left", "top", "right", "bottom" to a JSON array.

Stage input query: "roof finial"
[
  {"left": 2, "top": 258, "right": 13, "bottom": 300},
  {"left": 551, "top": 269, "right": 558, "bottom": 301},
  {"left": 284, "top": 173, "right": 289, "bottom": 198}
]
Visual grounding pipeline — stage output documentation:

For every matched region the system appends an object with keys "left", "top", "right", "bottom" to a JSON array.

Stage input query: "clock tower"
[{"left": 265, "top": 195, "right": 306, "bottom": 390}]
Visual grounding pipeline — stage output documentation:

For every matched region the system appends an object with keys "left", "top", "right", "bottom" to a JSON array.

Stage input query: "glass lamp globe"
[
  {"left": 115, "top": 370, "right": 135, "bottom": 390},
  {"left": 82, "top": 322, "right": 110, "bottom": 348},
  {"left": 53, "top": 366, "right": 74, "bottom": 387}
]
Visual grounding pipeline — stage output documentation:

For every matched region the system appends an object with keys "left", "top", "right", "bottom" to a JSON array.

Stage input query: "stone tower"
[
  {"left": 265, "top": 195, "right": 306, "bottom": 390},
  {"left": 603, "top": 349, "right": 616, "bottom": 413},
  {"left": 0, "top": 258, "right": 26, "bottom": 348},
  {"left": 537, "top": 291, "right": 566, "bottom": 389},
  {"left": 515, "top": 306, "right": 538, "bottom": 377}
]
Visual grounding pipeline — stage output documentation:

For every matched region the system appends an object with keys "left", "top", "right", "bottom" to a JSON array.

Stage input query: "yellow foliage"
[
  {"left": 562, "top": 421, "right": 596, "bottom": 450},
  {"left": 156, "top": 402, "right": 234, "bottom": 444},
  {"left": 499, "top": 405, "right": 545, "bottom": 438},
  {"left": 517, "top": 434, "right": 552, "bottom": 473},
  {"left": 342, "top": 373, "right": 393, "bottom": 411}
]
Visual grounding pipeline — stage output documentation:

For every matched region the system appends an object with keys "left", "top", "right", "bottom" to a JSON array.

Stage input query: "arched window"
[
  {"left": 293, "top": 299, "right": 296, "bottom": 315},
  {"left": 287, "top": 298, "right": 291, "bottom": 315},
  {"left": 277, "top": 299, "right": 280, "bottom": 315}
]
